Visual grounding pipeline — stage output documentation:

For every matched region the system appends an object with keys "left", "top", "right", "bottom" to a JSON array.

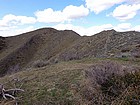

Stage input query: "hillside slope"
[
  {"left": 49, "top": 30, "right": 140, "bottom": 63},
  {"left": 0, "top": 28, "right": 80, "bottom": 76},
  {"left": 0, "top": 28, "right": 140, "bottom": 76}
]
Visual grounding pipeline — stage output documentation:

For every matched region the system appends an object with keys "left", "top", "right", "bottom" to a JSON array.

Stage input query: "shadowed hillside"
[{"left": 0, "top": 28, "right": 80, "bottom": 76}]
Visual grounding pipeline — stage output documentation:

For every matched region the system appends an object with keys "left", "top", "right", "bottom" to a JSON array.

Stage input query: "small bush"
[
  {"left": 85, "top": 61, "right": 124, "bottom": 85},
  {"left": 83, "top": 60, "right": 140, "bottom": 105},
  {"left": 8, "top": 64, "right": 20, "bottom": 74},
  {"left": 33, "top": 60, "right": 48, "bottom": 68},
  {"left": 110, "top": 72, "right": 140, "bottom": 105}
]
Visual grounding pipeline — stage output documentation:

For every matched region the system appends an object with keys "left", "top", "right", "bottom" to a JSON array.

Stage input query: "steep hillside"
[
  {"left": 0, "top": 28, "right": 80, "bottom": 76},
  {"left": 0, "top": 28, "right": 140, "bottom": 76},
  {"left": 49, "top": 30, "right": 140, "bottom": 63},
  {"left": 0, "top": 36, "right": 6, "bottom": 51}
]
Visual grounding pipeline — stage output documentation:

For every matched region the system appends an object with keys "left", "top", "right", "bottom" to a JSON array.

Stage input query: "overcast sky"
[{"left": 0, "top": 0, "right": 140, "bottom": 36}]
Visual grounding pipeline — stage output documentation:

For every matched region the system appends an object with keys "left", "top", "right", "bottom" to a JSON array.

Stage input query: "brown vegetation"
[{"left": 82, "top": 61, "right": 140, "bottom": 105}]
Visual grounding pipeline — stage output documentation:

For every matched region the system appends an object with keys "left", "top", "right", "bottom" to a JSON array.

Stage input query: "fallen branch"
[
  {"left": 5, "top": 88, "right": 24, "bottom": 93},
  {"left": 0, "top": 78, "right": 25, "bottom": 105}
]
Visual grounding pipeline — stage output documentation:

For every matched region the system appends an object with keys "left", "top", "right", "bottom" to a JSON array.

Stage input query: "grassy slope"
[
  {"left": 51, "top": 30, "right": 140, "bottom": 62},
  {"left": 0, "top": 29, "right": 80, "bottom": 76},
  {"left": 0, "top": 57, "right": 139, "bottom": 105}
]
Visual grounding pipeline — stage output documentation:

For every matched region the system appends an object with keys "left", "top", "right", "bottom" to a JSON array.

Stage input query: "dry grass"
[
  {"left": 0, "top": 61, "right": 87, "bottom": 105},
  {"left": 0, "top": 58, "right": 140, "bottom": 105}
]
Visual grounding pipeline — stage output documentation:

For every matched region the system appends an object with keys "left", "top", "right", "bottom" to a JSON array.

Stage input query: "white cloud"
[
  {"left": 53, "top": 24, "right": 86, "bottom": 35},
  {"left": 112, "top": 4, "right": 140, "bottom": 21},
  {"left": 53, "top": 23, "right": 113, "bottom": 35},
  {"left": 114, "top": 23, "right": 132, "bottom": 31},
  {"left": 53, "top": 23, "right": 140, "bottom": 36},
  {"left": 85, "top": 0, "right": 126, "bottom": 14},
  {"left": 0, "top": 26, "right": 35, "bottom": 37},
  {"left": 0, "top": 5, "right": 89, "bottom": 36},
  {"left": 132, "top": 25, "right": 140, "bottom": 31},
  {"left": 85, "top": 24, "right": 113, "bottom": 35},
  {"left": 127, "top": 0, "right": 140, "bottom": 4},
  {"left": 35, "top": 5, "right": 89, "bottom": 23},
  {"left": 0, "top": 2, "right": 140, "bottom": 37},
  {"left": 0, "top": 14, "right": 36, "bottom": 27},
  {"left": 63, "top": 5, "right": 89, "bottom": 19},
  {"left": 0, "top": 26, "right": 10, "bottom": 31},
  {"left": 35, "top": 8, "right": 64, "bottom": 23},
  {"left": 0, "top": 23, "right": 140, "bottom": 37},
  {"left": 0, "top": 14, "right": 36, "bottom": 36}
]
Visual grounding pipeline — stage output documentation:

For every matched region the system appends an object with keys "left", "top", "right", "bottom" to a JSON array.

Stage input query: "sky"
[{"left": 0, "top": 0, "right": 140, "bottom": 36}]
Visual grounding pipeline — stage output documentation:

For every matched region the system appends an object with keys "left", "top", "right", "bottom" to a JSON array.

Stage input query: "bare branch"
[
  {"left": 5, "top": 88, "right": 24, "bottom": 92},
  {"left": 0, "top": 78, "right": 25, "bottom": 104},
  {"left": 5, "top": 94, "right": 15, "bottom": 99}
]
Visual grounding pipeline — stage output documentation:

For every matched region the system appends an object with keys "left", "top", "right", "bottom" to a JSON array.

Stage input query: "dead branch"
[
  {"left": 0, "top": 84, "right": 24, "bottom": 98},
  {"left": 0, "top": 78, "right": 25, "bottom": 105},
  {"left": 5, "top": 88, "right": 24, "bottom": 92}
]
